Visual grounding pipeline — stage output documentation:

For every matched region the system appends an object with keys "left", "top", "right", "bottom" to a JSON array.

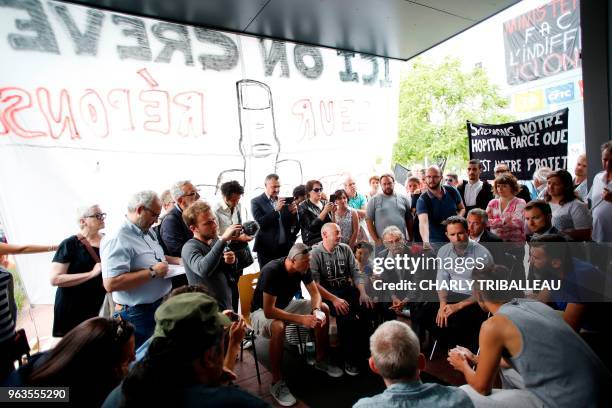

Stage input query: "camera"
[
  {"left": 329, "top": 194, "right": 337, "bottom": 203},
  {"left": 241, "top": 220, "right": 260, "bottom": 237},
  {"left": 283, "top": 197, "right": 294, "bottom": 205}
]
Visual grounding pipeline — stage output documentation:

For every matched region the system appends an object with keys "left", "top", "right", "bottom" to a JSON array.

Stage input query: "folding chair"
[{"left": 237, "top": 272, "right": 262, "bottom": 384}]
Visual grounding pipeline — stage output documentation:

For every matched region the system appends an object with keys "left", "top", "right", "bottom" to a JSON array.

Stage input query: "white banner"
[{"left": 0, "top": 0, "right": 400, "bottom": 304}]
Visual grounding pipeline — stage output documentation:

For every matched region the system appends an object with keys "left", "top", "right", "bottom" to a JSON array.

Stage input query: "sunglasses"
[
  {"left": 85, "top": 213, "right": 107, "bottom": 220},
  {"left": 312, "top": 187, "right": 323, "bottom": 193}
]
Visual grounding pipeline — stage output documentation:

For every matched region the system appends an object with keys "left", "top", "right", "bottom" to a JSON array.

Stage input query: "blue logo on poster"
[{"left": 545, "top": 83, "right": 574, "bottom": 104}]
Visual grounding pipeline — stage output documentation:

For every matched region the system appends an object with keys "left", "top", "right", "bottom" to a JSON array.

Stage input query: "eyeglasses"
[
  {"left": 312, "top": 187, "right": 323, "bottom": 193},
  {"left": 85, "top": 213, "right": 107, "bottom": 220},
  {"left": 183, "top": 190, "right": 200, "bottom": 199},
  {"left": 425, "top": 176, "right": 441, "bottom": 179},
  {"left": 143, "top": 207, "right": 161, "bottom": 219}
]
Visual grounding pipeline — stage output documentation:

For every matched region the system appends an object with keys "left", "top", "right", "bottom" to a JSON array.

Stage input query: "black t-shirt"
[
  {"left": 52, "top": 235, "right": 106, "bottom": 337},
  {"left": 251, "top": 258, "right": 313, "bottom": 312}
]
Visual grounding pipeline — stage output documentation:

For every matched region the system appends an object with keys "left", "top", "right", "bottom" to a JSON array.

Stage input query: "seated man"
[
  {"left": 310, "top": 223, "right": 374, "bottom": 376},
  {"left": 524, "top": 200, "right": 559, "bottom": 240},
  {"left": 102, "top": 292, "right": 267, "bottom": 407},
  {"left": 354, "top": 320, "right": 473, "bottom": 408},
  {"left": 448, "top": 264, "right": 612, "bottom": 408},
  {"left": 529, "top": 235, "right": 612, "bottom": 367},
  {"left": 250, "top": 243, "right": 342, "bottom": 407},
  {"left": 433, "top": 216, "right": 493, "bottom": 352}
]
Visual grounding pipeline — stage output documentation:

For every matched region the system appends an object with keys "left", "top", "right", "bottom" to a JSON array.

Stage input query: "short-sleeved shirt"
[
  {"left": 348, "top": 192, "right": 367, "bottom": 210},
  {"left": 251, "top": 258, "right": 313, "bottom": 312},
  {"left": 416, "top": 187, "right": 462, "bottom": 243},
  {"left": 353, "top": 381, "right": 473, "bottom": 408},
  {"left": 436, "top": 241, "right": 493, "bottom": 295},
  {"left": 549, "top": 200, "right": 592, "bottom": 232},
  {"left": 52, "top": 235, "right": 106, "bottom": 336},
  {"left": 366, "top": 193, "right": 411, "bottom": 239},
  {"left": 101, "top": 220, "right": 171, "bottom": 306},
  {"left": 587, "top": 171, "right": 612, "bottom": 243}
]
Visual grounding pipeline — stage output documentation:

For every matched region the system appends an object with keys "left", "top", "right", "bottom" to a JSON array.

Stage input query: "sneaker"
[
  {"left": 314, "top": 360, "right": 344, "bottom": 378},
  {"left": 270, "top": 380, "right": 296, "bottom": 407},
  {"left": 344, "top": 363, "right": 360, "bottom": 376}
]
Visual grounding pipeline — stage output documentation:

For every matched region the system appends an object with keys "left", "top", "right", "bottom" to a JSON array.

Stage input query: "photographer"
[
  {"left": 214, "top": 181, "right": 255, "bottom": 312},
  {"left": 181, "top": 201, "right": 242, "bottom": 310}
]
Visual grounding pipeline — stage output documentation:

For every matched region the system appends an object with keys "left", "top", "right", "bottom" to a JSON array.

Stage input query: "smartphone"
[
  {"left": 229, "top": 311, "right": 240, "bottom": 322},
  {"left": 329, "top": 194, "right": 337, "bottom": 203},
  {"left": 283, "top": 197, "right": 294, "bottom": 205}
]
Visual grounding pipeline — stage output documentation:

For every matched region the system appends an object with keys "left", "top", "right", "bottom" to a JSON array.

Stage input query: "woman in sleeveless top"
[
  {"left": 333, "top": 189, "right": 359, "bottom": 248},
  {"left": 50, "top": 205, "right": 106, "bottom": 337}
]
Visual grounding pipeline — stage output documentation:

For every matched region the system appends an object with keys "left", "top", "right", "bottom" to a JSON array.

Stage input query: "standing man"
[
  {"left": 102, "top": 190, "right": 172, "bottom": 348},
  {"left": 251, "top": 174, "right": 299, "bottom": 269},
  {"left": 214, "top": 180, "right": 253, "bottom": 311},
  {"left": 588, "top": 141, "right": 612, "bottom": 244},
  {"left": 417, "top": 166, "right": 465, "bottom": 247},
  {"left": 344, "top": 174, "right": 367, "bottom": 218},
  {"left": 457, "top": 159, "right": 494, "bottom": 213},
  {"left": 181, "top": 201, "right": 242, "bottom": 311},
  {"left": 573, "top": 153, "right": 588, "bottom": 200},
  {"left": 366, "top": 173, "right": 412, "bottom": 254},
  {"left": 160, "top": 180, "right": 200, "bottom": 257},
  {"left": 310, "top": 223, "right": 373, "bottom": 376}
]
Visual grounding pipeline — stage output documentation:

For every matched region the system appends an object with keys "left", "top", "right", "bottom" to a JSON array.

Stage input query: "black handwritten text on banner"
[{"left": 468, "top": 108, "right": 569, "bottom": 180}]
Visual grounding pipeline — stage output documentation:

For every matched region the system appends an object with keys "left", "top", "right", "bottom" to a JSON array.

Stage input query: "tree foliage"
[{"left": 393, "top": 57, "right": 512, "bottom": 169}]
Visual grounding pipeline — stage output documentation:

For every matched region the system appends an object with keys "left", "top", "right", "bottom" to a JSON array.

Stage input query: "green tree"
[{"left": 394, "top": 57, "right": 512, "bottom": 170}]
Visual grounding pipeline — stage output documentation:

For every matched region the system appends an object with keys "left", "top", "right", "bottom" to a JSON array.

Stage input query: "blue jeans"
[{"left": 113, "top": 298, "right": 163, "bottom": 348}]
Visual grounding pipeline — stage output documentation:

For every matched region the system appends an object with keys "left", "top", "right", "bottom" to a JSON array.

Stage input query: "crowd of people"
[{"left": 1, "top": 141, "right": 611, "bottom": 407}]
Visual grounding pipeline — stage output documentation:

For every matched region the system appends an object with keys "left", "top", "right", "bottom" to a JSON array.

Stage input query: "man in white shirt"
[{"left": 458, "top": 159, "right": 493, "bottom": 213}]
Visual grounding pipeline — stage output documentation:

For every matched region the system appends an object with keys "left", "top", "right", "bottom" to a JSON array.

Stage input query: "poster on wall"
[
  {"left": 503, "top": 0, "right": 581, "bottom": 85},
  {"left": 0, "top": 0, "right": 400, "bottom": 303},
  {"left": 467, "top": 108, "right": 569, "bottom": 180}
]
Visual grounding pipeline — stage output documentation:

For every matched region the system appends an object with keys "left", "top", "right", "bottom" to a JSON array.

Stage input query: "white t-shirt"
[
  {"left": 549, "top": 200, "right": 592, "bottom": 231},
  {"left": 587, "top": 171, "right": 612, "bottom": 243}
]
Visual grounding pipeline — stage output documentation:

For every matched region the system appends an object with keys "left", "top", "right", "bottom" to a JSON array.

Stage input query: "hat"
[{"left": 153, "top": 292, "right": 230, "bottom": 340}]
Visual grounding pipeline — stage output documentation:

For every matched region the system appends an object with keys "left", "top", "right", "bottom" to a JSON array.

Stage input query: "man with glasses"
[
  {"left": 416, "top": 166, "right": 465, "bottom": 247},
  {"left": 366, "top": 173, "right": 412, "bottom": 255},
  {"left": 493, "top": 163, "right": 532, "bottom": 202},
  {"left": 250, "top": 243, "right": 342, "bottom": 406},
  {"left": 181, "top": 201, "right": 242, "bottom": 311},
  {"left": 160, "top": 180, "right": 200, "bottom": 259},
  {"left": 102, "top": 190, "right": 172, "bottom": 348}
]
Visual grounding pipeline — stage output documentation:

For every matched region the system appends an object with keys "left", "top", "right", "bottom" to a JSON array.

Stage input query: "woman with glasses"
[
  {"left": 50, "top": 205, "right": 107, "bottom": 337},
  {"left": 333, "top": 189, "right": 359, "bottom": 248},
  {"left": 299, "top": 180, "right": 334, "bottom": 246},
  {"left": 5, "top": 317, "right": 135, "bottom": 407}
]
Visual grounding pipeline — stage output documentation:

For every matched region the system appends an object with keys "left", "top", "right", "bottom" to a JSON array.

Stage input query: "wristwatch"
[{"left": 148, "top": 265, "right": 156, "bottom": 279}]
